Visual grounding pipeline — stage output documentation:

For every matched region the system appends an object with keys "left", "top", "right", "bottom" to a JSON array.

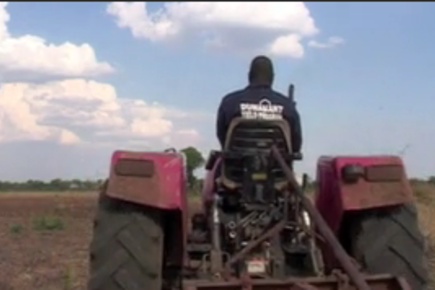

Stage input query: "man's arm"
[
  {"left": 290, "top": 108, "right": 302, "bottom": 152},
  {"left": 283, "top": 103, "right": 302, "bottom": 153},
  {"left": 216, "top": 99, "right": 227, "bottom": 147}
]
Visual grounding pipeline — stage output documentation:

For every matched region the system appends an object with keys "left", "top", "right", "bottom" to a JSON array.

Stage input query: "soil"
[
  {"left": 0, "top": 193, "right": 96, "bottom": 290},
  {"left": 0, "top": 191, "right": 433, "bottom": 290}
]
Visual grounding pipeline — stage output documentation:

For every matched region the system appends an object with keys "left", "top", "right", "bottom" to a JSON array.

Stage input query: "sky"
[{"left": 0, "top": 2, "right": 434, "bottom": 181}]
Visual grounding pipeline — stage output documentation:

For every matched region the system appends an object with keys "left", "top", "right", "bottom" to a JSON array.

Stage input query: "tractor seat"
[{"left": 220, "top": 117, "right": 294, "bottom": 191}]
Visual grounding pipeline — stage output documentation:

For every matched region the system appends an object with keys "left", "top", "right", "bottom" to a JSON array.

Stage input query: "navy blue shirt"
[{"left": 216, "top": 84, "right": 302, "bottom": 152}]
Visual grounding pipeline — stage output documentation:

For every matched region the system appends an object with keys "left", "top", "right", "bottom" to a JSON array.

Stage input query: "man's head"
[{"left": 248, "top": 55, "right": 274, "bottom": 86}]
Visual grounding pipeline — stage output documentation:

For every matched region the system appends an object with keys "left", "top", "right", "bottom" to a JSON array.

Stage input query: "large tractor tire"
[
  {"left": 88, "top": 191, "right": 164, "bottom": 290},
  {"left": 349, "top": 204, "right": 429, "bottom": 290}
]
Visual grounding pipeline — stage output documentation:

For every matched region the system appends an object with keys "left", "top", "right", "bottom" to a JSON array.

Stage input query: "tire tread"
[
  {"left": 351, "top": 204, "right": 429, "bottom": 290},
  {"left": 88, "top": 192, "right": 164, "bottom": 290}
]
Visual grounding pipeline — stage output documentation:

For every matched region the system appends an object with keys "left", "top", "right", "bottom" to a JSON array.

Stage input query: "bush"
[{"left": 33, "top": 215, "right": 65, "bottom": 231}]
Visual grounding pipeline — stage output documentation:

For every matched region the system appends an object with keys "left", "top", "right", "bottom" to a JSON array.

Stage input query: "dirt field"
[
  {"left": 0, "top": 189, "right": 433, "bottom": 290},
  {"left": 0, "top": 192, "right": 96, "bottom": 290}
]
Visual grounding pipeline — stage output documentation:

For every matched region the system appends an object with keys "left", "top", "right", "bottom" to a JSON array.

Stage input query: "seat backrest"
[{"left": 220, "top": 117, "right": 292, "bottom": 190}]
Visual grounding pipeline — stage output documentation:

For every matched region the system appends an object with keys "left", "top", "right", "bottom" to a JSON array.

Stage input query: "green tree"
[{"left": 181, "top": 146, "right": 205, "bottom": 189}]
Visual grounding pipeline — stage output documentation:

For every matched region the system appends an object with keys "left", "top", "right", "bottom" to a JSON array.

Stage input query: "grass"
[
  {"left": 32, "top": 214, "right": 65, "bottom": 231},
  {"left": 9, "top": 223, "right": 24, "bottom": 235},
  {"left": 412, "top": 182, "right": 435, "bottom": 284},
  {"left": 414, "top": 182, "right": 435, "bottom": 204},
  {"left": 62, "top": 265, "right": 74, "bottom": 290}
]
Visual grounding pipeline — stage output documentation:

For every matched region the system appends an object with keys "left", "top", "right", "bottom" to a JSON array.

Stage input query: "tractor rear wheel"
[
  {"left": 349, "top": 203, "right": 429, "bottom": 290},
  {"left": 88, "top": 189, "right": 164, "bottom": 290}
]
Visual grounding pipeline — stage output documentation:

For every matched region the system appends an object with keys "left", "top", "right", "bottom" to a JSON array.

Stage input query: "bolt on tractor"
[{"left": 87, "top": 85, "right": 429, "bottom": 290}]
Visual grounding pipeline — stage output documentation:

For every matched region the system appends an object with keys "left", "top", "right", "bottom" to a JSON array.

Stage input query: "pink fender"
[
  {"left": 315, "top": 155, "right": 413, "bottom": 234},
  {"left": 106, "top": 150, "right": 187, "bottom": 209},
  {"left": 314, "top": 155, "right": 414, "bottom": 272}
]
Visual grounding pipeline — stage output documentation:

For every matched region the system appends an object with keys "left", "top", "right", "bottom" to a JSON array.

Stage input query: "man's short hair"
[{"left": 248, "top": 55, "right": 274, "bottom": 84}]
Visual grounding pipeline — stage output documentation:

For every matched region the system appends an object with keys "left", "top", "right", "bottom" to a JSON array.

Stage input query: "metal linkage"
[{"left": 271, "top": 146, "right": 371, "bottom": 290}]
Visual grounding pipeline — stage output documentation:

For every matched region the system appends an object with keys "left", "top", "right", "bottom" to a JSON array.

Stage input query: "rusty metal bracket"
[
  {"left": 332, "top": 269, "right": 350, "bottom": 290},
  {"left": 240, "top": 273, "right": 252, "bottom": 290},
  {"left": 183, "top": 273, "right": 409, "bottom": 290},
  {"left": 291, "top": 282, "right": 320, "bottom": 290}
]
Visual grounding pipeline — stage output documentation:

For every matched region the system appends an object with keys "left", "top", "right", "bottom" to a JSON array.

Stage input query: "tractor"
[{"left": 87, "top": 85, "right": 429, "bottom": 290}]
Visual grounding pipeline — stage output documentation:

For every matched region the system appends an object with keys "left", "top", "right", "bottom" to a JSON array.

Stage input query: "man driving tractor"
[
  {"left": 88, "top": 56, "right": 428, "bottom": 290},
  {"left": 216, "top": 55, "right": 303, "bottom": 153}
]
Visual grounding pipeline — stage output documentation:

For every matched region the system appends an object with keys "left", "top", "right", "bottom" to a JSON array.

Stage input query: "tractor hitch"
[{"left": 182, "top": 274, "right": 411, "bottom": 290}]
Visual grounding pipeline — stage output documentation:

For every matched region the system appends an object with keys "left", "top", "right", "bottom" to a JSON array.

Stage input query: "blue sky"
[{"left": 0, "top": 2, "right": 434, "bottom": 180}]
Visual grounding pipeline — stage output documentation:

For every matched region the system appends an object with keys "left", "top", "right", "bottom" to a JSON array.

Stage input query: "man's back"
[
  {"left": 216, "top": 56, "right": 302, "bottom": 152},
  {"left": 216, "top": 84, "right": 302, "bottom": 152}
]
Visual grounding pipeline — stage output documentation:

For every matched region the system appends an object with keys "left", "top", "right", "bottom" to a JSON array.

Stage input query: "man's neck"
[{"left": 247, "top": 81, "right": 272, "bottom": 89}]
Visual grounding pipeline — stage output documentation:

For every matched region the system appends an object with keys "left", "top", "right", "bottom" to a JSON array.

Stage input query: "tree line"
[
  {"left": 1, "top": 175, "right": 434, "bottom": 192},
  {"left": 0, "top": 179, "right": 104, "bottom": 192},
  {"left": 0, "top": 145, "right": 434, "bottom": 192},
  {"left": 0, "top": 146, "right": 206, "bottom": 192}
]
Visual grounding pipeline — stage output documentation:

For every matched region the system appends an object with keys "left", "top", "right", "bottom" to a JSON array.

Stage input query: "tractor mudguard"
[
  {"left": 106, "top": 150, "right": 187, "bottom": 209},
  {"left": 314, "top": 155, "right": 414, "bottom": 234}
]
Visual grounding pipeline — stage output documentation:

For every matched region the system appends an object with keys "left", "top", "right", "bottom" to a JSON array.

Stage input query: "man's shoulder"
[
  {"left": 221, "top": 88, "right": 247, "bottom": 103},
  {"left": 265, "top": 89, "right": 293, "bottom": 108},
  {"left": 269, "top": 89, "right": 288, "bottom": 100}
]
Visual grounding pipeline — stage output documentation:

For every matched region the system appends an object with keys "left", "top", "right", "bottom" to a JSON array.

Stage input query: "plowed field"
[
  {"left": 0, "top": 190, "right": 433, "bottom": 290},
  {"left": 0, "top": 193, "right": 96, "bottom": 290}
]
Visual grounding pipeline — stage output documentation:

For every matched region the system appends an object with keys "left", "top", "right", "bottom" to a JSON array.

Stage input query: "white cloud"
[
  {"left": 268, "top": 34, "right": 304, "bottom": 58},
  {"left": 107, "top": 2, "right": 337, "bottom": 58},
  {"left": 0, "top": 2, "right": 215, "bottom": 180},
  {"left": 0, "top": 79, "right": 205, "bottom": 148},
  {"left": 0, "top": 2, "right": 114, "bottom": 82},
  {"left": 308, "top": 36, "right": 345, "bottom": 49},
  {"left": 0, "top": 2, "right": 9, "bottom": 41}
]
